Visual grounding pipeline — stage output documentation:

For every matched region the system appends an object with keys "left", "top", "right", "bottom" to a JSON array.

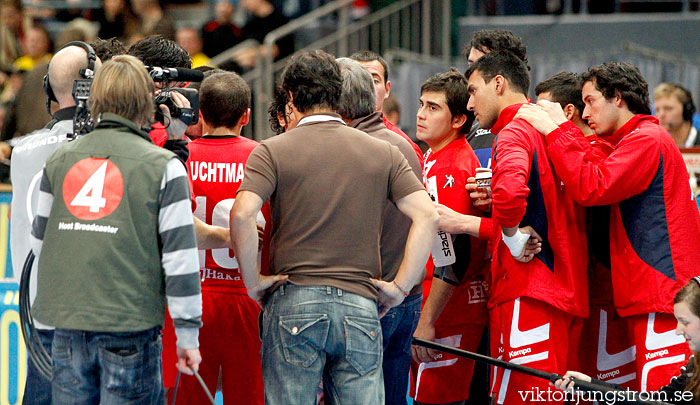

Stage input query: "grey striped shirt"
[{"left": 31, "top": 157, "right": 202, "bottom": 349}]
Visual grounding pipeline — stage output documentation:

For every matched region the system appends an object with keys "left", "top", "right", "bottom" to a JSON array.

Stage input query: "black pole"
[{"left": 411, "top": 338, "right": 672, "bottom": 405}]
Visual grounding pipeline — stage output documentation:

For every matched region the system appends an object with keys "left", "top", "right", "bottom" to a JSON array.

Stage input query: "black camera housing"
[{"left": 154, "top": 87, "right": 200, "bottom": 126}]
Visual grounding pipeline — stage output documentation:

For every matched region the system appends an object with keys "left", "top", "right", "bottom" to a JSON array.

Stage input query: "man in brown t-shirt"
[{"left": 230, "top": 50, "right": 437, "bottom": 404}]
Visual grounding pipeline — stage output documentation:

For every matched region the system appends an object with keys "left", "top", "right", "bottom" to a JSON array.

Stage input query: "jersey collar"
[
  {"left": 490, "top": 103, "right": 525, "bottom": 135},
  {"left": 609, "top": 115, "right": 657, "bottom": 146}
]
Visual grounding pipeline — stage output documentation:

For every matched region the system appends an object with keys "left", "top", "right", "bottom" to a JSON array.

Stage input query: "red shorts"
[
  {"left": 163, "top": 291, "right": 264, "bottom": 405},
  {"left": 626, "top": 312, "right": 690, "bottom": 392},
  {"left": 409, "top": 323, "right": 485, "bottom": 404},
  {"left": 489, "top": 297, "right": 580, "bottom": 405},
  {"left": 577, "top": 304, "right": 637, "bottom": 389}
]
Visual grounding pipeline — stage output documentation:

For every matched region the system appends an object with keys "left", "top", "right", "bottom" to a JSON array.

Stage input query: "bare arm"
[
  {"left": 372, "top": 189, "right": 438, "bottom": 317},
  {"left": 411, "top": 278, "right": 455, "bottom": 362},
  {"left": 434, "top": 203, "right": 482, "bottom": 236},
  {"left": 193, "top": 216, "right": 231, "bottom": 250},
  {"left": 230, "top": 190, "right": 286, "bottom": 306}
]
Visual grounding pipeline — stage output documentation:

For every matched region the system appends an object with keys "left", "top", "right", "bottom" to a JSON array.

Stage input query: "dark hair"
[
  {"left": 468, "top": 29, "right": 529, "bottom": 70},
  {"left": 127, "top": 35, "right": 191, "bottom": 68},
  {"left": 535, "top": 72, "right": 585, "bottom": 115},
  {"left": 90, "top": 37, "right": 126, "bottom": 62},
  {"left": 349, "top": 50, "right": 389, "bottom": 83},
  {"left": 465, "top": 50, "right": 530, "bottom": 97},
  {"left": 268, "top": 84, "right": 288, "bottom": 135},
  {"left": 421, "top": 68, "right": 472, "bottom": 134},
  {"left": 580, "top": 62, "right": 651, "bottom": 115},
  {"left": 281, "top": 49, "right": 341, "bottom": 114},
  {"left": 383, "top": 95, "right": 400, "bottom": 116},
  {"left": 200, "top": 71, "right": 250, "bottom": 129},
  {"left": 674, "top": 279, "right": 700, "bottom": 397}
]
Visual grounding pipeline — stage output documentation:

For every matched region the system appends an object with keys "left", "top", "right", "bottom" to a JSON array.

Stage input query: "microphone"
[{"left": 147, "top": 66, "right": 204, "bottom": 82}]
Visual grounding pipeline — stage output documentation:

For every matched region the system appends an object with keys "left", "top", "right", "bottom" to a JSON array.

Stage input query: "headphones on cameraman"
[
  {"left": 42, "top": 41, "right": 97, "bottom": 114},
  {"left": 669, "top": 84, "right": 697, "bottom": 122},
  {"left": 681, "top": 87, "right": 696, "bottom": 122}
]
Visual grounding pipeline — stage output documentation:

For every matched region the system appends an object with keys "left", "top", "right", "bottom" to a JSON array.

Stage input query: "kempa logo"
[
  {"left": 597, "top": 369, "right": 620, "bottom": 380},
  {"left": 509, "top": 347, "right": 531, "bottom": 358},
  {"left": 645, "top": 349, "right": 669, "bottom": 360}
]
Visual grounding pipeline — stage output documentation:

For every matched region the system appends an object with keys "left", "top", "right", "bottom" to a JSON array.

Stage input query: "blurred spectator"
[
  {"left": 0, "top": 104, "right": 5, "bottom": 133},
  {"left": 383, "top": 94, "right": 400, "bottom": 128},
  {"left": 63, "top": 18, "right": 99, "bottom": 42},
  {"left": 0, "top": 68, "right": 22, "bottom": 104},
  {"left": 176, "top": 27, "right": 210, "bottom": 68},
  {"left": 0, "top": 66, "right": 23, "bottom": 140},
  {"left": 201, "top": 0, "right": 244, "bottom": 58},
  {"left": 54, "top": 5, "right": 86, "bottom": 23},
  {"left": 0, "top": 0, "right": 24, "bottom": 71},
  {"left": 14, "top": 25, "right": 52, "bottom": 72},
  {"left": 94, "top": 0, "right": 138, "bottom": 41},
  {"left": 2, "top": 63, "right": 51, "bottom": 139},
  {"left": 654, "top": 83, "right": 700, "bottom": 148},
  {"left": 131, "top": 0, "right": 176, "bottom": 40},
  {"left": 269, "top": 0, "right": 307, "bottom": 18},
  {"left": 234, "top": 0, "right": 293, "bottom": 69},
  {"left": 56, "top": 27, "right": 91, "bottom": 49},
  {"left": 1, "top": 24, "right": 96, "bottom": 139},
  {"left": 2, "top": 24, "right": 56, "bottom": 139},
  {"left": 91, "top": 37, "right": 127, "bottom": 61},
  {"left": 352, "top": 0, "right": 370, "bottom": 18}
]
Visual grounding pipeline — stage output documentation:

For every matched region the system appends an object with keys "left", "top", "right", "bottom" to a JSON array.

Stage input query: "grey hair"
[{"left": 336, "top": 57, "right": 376, "bottom": 120}]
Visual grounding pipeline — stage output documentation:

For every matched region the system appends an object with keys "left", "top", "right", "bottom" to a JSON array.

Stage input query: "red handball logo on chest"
[{"left": 62, "top": 158, "right": 124, "bottom": 220}]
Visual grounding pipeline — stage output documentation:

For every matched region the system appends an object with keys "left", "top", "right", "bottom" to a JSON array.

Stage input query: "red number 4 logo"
[{"left": 62, "top": 158, "right": 124, "bottom": 220}]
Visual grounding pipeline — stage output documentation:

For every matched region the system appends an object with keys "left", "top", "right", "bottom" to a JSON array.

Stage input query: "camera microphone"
[{"left": 147, "top": 66, "right": 204, "bottom": 82}]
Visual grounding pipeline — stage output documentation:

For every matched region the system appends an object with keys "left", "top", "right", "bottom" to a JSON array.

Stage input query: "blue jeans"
[
  {"left": 23, "top": 329, "right": 54, "bottom": 405},
  {"left": 380, "top": 293, "right": 421, "bottom": 405},
  {"left": 51, "top": 327, "right": 164, "bottom": 405},
  {"left": 261, "top": 284, "right": 384, "bottom": 404}
]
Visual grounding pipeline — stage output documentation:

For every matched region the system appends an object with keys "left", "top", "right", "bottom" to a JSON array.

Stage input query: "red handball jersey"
[
  {"left": 489, "top": 104, "right": 589, "bottom": 318},
  {"left": 423, "top": 138, "right": 490, "bottom": 327},
  {"left": 149, "top": 123, "right": 168, "bottom": 147},
  {"left": 187, "top": 135, "right": 271, "bottom": 294},
  {"left": 384, "top": 115, "right": 424, "bottom": 167},
  {"left": 545, "top": 117, "right": 700, "bottom": 317}
]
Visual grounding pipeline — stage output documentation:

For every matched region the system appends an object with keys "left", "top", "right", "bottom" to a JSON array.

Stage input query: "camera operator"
[
  {"left": 128, "top": 35, "right": 232, "bottom": 398},
  {"left": 29, "top": 55, "right": 202, "bottom": 403},
  {"left": 9, "top": 41, "right": 102, "bottom": 405},
  {"left": 127, "top": 35, "right": 191, "bottom": 153}
]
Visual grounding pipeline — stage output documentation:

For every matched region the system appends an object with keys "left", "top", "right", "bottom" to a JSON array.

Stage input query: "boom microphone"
[
  {"left": 412, "top": 338, "right": 671, "bottom": 405},
  {"left": 147, "top": 66, "right": 204, "bottom": 82}
]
